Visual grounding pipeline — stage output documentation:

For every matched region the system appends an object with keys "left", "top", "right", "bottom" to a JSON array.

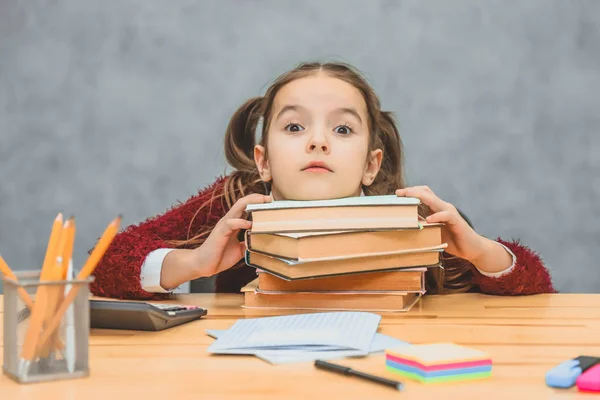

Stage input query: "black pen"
[{"left": 314, "top": 359, "right": 404, "bottom": 391}]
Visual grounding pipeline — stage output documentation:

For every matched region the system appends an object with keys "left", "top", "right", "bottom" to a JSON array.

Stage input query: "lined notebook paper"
[
  {"left": 206, "top": 330, "right": 408, "bottom": 365},
  {"left": 207, "top": 312, "right": 381, "bottom": 355}
]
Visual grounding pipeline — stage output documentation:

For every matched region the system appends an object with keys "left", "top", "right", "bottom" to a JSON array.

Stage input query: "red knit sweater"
[{"left": 89, "top": 176, "right": 557, "bottom": 300}]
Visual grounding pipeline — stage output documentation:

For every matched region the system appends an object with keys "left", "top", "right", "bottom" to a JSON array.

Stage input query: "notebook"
[{"left": 206, "top": 312, "right": 381, "bottom": 355}]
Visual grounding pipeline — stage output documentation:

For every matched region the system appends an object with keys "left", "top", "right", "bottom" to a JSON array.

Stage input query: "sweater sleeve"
[
  {"left": 89, "top": 176, "right": 228, "bottom": 300},
  {"left": 471, "top": 238, "right": 557, "bottom": 295}
]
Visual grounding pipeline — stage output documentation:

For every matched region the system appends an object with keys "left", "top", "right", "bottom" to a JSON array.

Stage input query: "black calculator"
[{"left": 89, "top": 300, "right": 207, "bottom": 331}]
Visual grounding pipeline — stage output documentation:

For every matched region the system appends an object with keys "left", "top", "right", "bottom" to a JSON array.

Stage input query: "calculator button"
[
  {"left": 150, "top": 303, "right": 180, "bottom": 310},
  {"left": 149, "top": 303, "right": 198, "bottom": 312}
]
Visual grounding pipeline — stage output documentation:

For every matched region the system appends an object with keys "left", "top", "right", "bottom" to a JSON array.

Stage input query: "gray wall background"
[{"left": 1, "top": 0, "right": 599, "bottom": 293}]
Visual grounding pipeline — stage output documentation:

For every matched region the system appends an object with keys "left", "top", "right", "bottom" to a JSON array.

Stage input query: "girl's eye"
[
  {"left": 334, "top": 124, "right": 353, "bottom": 135},
  {"left": 284, "top": 123, "right": 304, "bottom": 132}
]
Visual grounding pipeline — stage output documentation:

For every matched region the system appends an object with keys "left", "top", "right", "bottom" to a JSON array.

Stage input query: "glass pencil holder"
[{"left": 2, "top": 271, "right": 94, "bottom": 384}]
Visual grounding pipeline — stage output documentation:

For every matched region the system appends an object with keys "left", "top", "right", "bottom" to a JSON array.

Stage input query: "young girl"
[{"left": 90, "top": 62, "right": 556, "bottom": 300}]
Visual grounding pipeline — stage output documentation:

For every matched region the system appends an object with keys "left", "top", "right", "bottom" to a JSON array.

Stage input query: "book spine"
[{"left": 244, "top": 229, "right": 252, "bottom": 250}]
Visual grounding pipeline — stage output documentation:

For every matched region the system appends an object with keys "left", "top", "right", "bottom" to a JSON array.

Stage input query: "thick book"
[
  {"left": 245, "top": 195, "right": 421, "bottom": 233},
  {"left": 244, "top": 244, "right": 445, "bottom": 280},
  {"left": 241, "top": 279, "right": 423, "bottom": 312},
  {"left": 245, "top": 222, "right": 442, "bottom": 261},
  {"left": 256, "top": 268, "right": 425, "bottom": 292}
]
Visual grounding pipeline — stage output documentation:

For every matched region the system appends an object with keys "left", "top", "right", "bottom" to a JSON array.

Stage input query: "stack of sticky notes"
[{"left": 385, "top": 343, "right": 492, "bottom": 384}]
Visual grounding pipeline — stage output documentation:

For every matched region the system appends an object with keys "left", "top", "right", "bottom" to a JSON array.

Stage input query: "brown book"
[
  {"left": 244, "top": 245, "right": 445, "bottom": 280},
  {"left": 257, "top": 268, "right": 425, "bottom": 292},
  {"left": 245, "top": 195, "right": 421, "bottom": 233},
  {"left": 246, "top": 223, "right": 442, "bottom": 261},
  {"left": 242, "top": 279, "right": 422, "bottom": 312}
]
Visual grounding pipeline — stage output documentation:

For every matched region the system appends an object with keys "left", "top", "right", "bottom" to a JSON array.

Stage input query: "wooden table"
[{"left": 1, "top": 293, "right": 599, "bottom": 399}]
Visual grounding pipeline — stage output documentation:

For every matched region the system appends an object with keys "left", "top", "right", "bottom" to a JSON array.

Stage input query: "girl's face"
[{"left": 254, "top": 74, "right": 383, "bottom": 201}]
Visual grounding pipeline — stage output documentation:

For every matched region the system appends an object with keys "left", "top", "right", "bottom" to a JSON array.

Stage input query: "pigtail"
[
  {"left": 223, "top": 97, "right": 268, "bottom": 209},
  {"left": 224, "top": 97, "right": 263, "bottom": 173},
  {"left": 168, "top": 97, "right": 267, "bottom": 250},
  {"left": 364, "top": 111, "right": 405, "bottom": 196}
]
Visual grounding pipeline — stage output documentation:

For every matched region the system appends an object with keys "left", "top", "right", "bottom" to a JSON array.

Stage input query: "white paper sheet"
[
  {"left": 206, "top": 312, "right": 381, "bottom": 354},
  {"left": 206, "top": 329, "right": 408, "bottom": 364}
]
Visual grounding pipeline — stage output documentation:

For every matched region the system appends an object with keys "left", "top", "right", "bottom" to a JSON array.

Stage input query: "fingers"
[
  {"left": 212, "top": 193, "right": 271, "bottom": 240},
  {"left": 396, "top": 186, "right": 448, "bottom": 213},
  {"left": 227, "top": 193, "right": 272, "bottom": 219},
  {"left": 225, "top": 218, "right": 252, "bottom": 232},
  {"left": 396, "top": 185, "right": 433, "bottom": 196},
  {"left": 208, "top": 218, "right": 251, "bottom": 250},
  {"left": 214, "top": 218, "right": 252, "bottom": 239},
  {"left": 425, "top": 210, "right": 455, "bottom": 224}
]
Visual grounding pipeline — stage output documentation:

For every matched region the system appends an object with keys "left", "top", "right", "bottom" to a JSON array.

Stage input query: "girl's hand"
[
  {"left": 194, "top": 193, "right": 272, "bottom": 277},
  {"left": 395, "top": 186, "right": 486, "bottom": 262}
]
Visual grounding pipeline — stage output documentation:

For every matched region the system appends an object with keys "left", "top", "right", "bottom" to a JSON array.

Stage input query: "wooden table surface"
[{"left": 1, "top": 293, "right": 599, "bottom": 399}]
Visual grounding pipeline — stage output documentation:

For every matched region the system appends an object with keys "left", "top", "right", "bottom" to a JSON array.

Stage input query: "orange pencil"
[
  {"left": 0, "top": 254, "right": 34, "bottom": 309},
  {"left": 37, "top": 215, "right": 122, "bottom": 351},
  {"left": 40, "top": 213, "right": 65, "bottom": 280},
  {"left": 77, "top": 215, "right": 122, "bottom": 280},
  {"left": 39, "top": 217, "right": 74, "bottom": 358},
  {"left": 61, "top": 216, "right": 76, "bottom": 280},
  {"left": 19, "top": 213, "right": 64, "bottom": 372},
  {"left": 53, "top": 216, "right": 75, "bottom": 352}
]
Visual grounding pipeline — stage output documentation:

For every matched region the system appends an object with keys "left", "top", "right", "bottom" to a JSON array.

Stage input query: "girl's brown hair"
[{"left": 174, "top": 61, "right": 473, "bottom": 294}]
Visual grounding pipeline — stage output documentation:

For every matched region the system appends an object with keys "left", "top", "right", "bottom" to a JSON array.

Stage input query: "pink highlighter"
[{"left": 577, "top": 363, "right": 600, "bottom": 393}]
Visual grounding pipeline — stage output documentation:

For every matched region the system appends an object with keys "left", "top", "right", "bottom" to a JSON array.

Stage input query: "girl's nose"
[{"left": 306, "top": 131, "right": 330, "bottom": 154}]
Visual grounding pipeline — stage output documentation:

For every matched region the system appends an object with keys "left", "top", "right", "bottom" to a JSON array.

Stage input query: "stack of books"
[{"left": 240, "top": 195, "right": 447, "bottom": 312}]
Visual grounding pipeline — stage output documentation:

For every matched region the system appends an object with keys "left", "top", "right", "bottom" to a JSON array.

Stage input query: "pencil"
[
  {"left": 0, "top": 254, "right": 34, "bottom": 309},
  {"left": 53, "top": 216, "right": 76, "bottom": 354},
  {"left": 18, "top": 213, "right": 64, "bottom": 374},
  {"left": 61, "top": 216, "right": 76, "bottom": 280},
  {"left": 40, "top": 213, "right": 65, "bottom": 280},
  {"left": 39, "top": 217, "right": 74, "bottom": 358},
  {"left": 64, "top": 259, "right": 76, "bottom": 373},
  {"left": 37, "top": 215, "right": 122, "bottom": 351},
  {"left": 77, "top": 215, "right": 122, "bottom": 280}
]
